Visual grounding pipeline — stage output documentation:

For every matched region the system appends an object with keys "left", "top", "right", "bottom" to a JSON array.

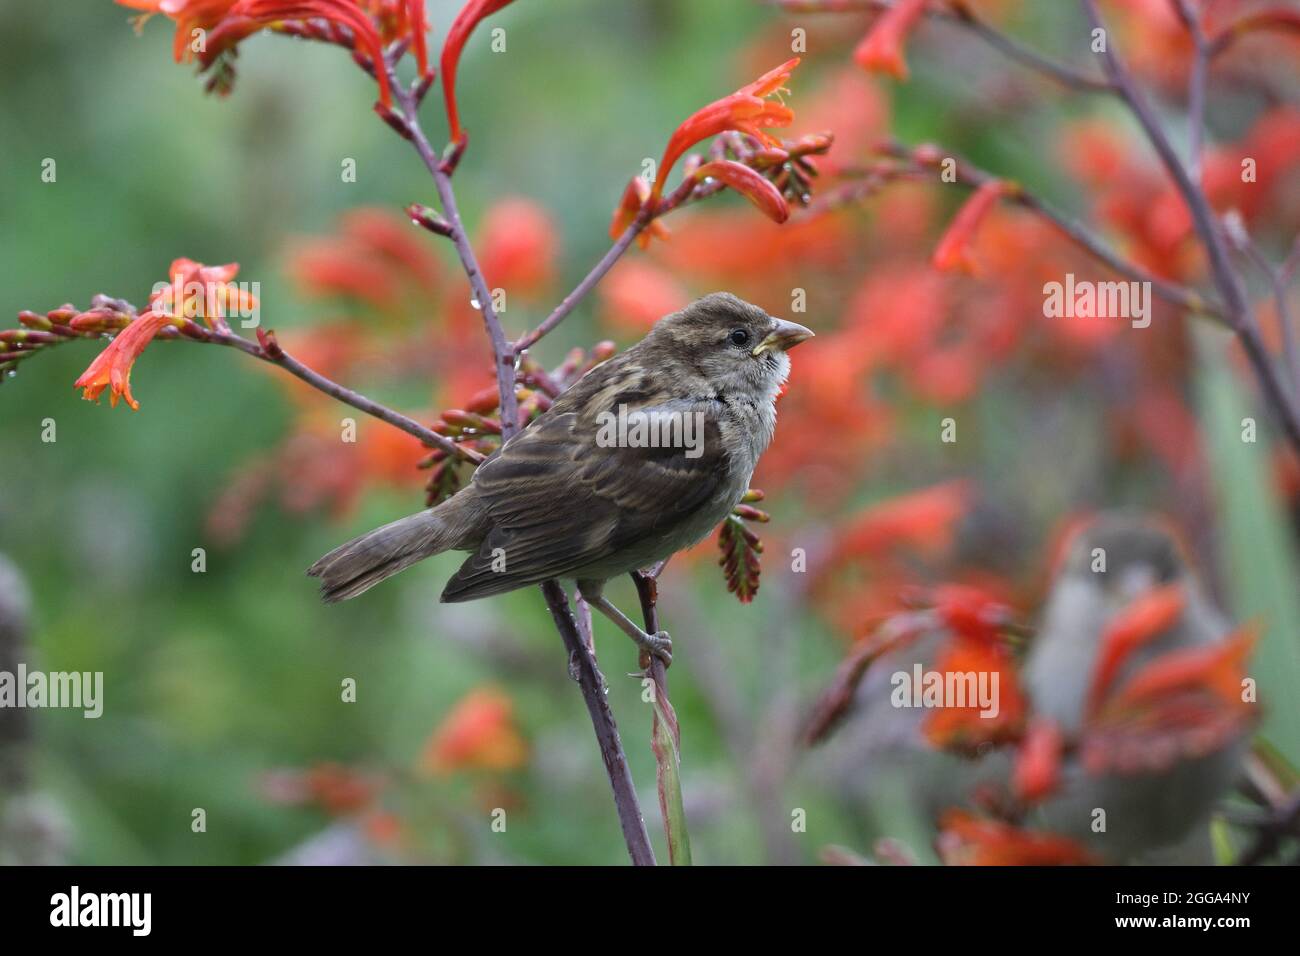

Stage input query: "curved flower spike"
[
  {"left": 691, "top": 160, "right": 790, "bottom": 224},
  {"left": 649, "top": 57, "right": 800, "bottom": 206},
  {"left": 73, "top": 311, "right": 174, "bottom": 410},
  {"left": 441, "top": 0, "right": 516, "bottom": 145},
  {"left": 609, "top": 177, "right": 671, "bottom": 248},
  {"left": 116, "top": 0, "right": 241, "bottom": 63},
  {"left": 853, "top": 0, "right": 928, "bottom": 80},
  {"left": 931, "top": 179, "right": 1008, "bottom": 274}
]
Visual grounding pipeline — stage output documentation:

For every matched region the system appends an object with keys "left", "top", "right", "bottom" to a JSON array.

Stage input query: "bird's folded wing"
[{"left": 441, "top": 401, "right": 728, "bottom": 601}]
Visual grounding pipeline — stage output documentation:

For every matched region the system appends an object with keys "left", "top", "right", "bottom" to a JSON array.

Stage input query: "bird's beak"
[{"left": 752, "top": 318, "right": 814, "bottom": 357}]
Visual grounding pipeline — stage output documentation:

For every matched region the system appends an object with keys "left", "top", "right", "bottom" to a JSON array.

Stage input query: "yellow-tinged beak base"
[{"left": 753, "top": 318, "right": 815, "bottom": 357}]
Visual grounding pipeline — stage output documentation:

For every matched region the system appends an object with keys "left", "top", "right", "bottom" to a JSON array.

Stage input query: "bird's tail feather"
[{"left": 307, "top": 509, "right": 452, "bottom": 603}]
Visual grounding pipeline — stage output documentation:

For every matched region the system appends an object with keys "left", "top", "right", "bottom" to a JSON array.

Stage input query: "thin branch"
[
  {"left": 373, "top": 60, "right": 661, "bottom": 866},
  {"left": 513, "top": 208, "right": 653, "bottom": 354},
  {"left": 3, "top": 309, "right": 482, "bottom": 465},
  {"left": 870, "top": 144, "right": 1225, "bottom": 323},
  {"left": 766, "top": 0, "right": 1116, "bottom": 94},
  {"left": 387, "top": 71, "right": 520, "bottom": 441},
  {"left": 512, "top": 175, "right": 701, "bottom": 354},
  {"left": 632, "top": 567, "right": 692, "bottom": 866},
  {"left": 540, "top": 580, "right": 657, "bottom": 866},
  {"left": 945, "top": 0, "right": 1116, "bottom": 94},
  {"left": 1225, "top": 220, "right": 1300, "bottom": 400},
  {"left": 1172, "top": 0, "right": 1210, "bottom": 184},
  {"left": 1082, "top": 0, "right": 1300, "bottom": 453},
  {"left": 1237, "top": 788, "right": 1300, "bottom": 865},
  {"left": 228, "top": 328, "right": 484, "bottom": 463}
]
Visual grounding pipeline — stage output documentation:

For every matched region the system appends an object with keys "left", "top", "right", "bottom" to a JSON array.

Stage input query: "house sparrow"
[
  {"left": 1022, "top": 513, "right": 1250, "bottom": 862},
  {"left": 308, "top": 292, "right": 813, "bottom": 661}
]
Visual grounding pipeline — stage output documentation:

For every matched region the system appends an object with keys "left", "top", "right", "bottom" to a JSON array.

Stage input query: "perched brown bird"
[
  {"left": 1022, "top": 514, "right": 1250, "bottom": 862},
  {"left": 308, "top": 292, "right": 813, "bottom": 662}
]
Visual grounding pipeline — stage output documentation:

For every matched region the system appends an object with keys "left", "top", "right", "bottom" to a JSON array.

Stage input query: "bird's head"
[
  {"left": 1056, "top": 513, "right": 1189, "bottom": 605},
  {"left": 649, "top": 292, "right": 814, "bottom": 398}
]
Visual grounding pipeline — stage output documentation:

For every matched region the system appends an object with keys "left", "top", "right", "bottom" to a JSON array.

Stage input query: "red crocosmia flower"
[
  {"left": 932, "top": 584, "right": 1011, "bottom": 645},
  {"left": 360, "top": 417, "right": 428, "bottom": 487},
  {"left": 921, "top": 637, "right": 1025, "bottom": 750},
  {"left": 853, "top": 0, "right": 928, "bottom": 80},
  {"left": 422, "top": 687, "right": 528, "bottom": 775},
  {"left": 1085, "top": 583, "right": 1186, "bottom": 719},
  {"left": 1211, "top": 5, "right": 1300, "bottom": 44},
  {"left": 1102, "top": 627, "right": 1255, "bottom": 716},
  {"left": 398, "top": 0, "right": 431, "bottom": 79},
  {"left": 117, "top": 0, "right": 240, "bottom": 63},
  {"left": 937, "top": 810, "right": 1094, "bottom": 866},
  {"left": 340, "top": 208, "right": 442, "bottom": 296},
  {"left": 305, "top": 762, "right": 379, "bottom": 815},
  {"left": 260, "top": 762, "right": 379, "bottom": 815},
  {"left": 441, "top": 0, "right": 516, "bottom": 144},
  {"left": 287, "top": 241, "right": 403, "bottom": 311},
  {"left": 1082, "top": 628, "right": 1256, "bottom": 775},
  {"left": 598, "top": 259, "right": 690, "bottom": 334},
  {"left": 648, "top": 58, "right": 800, "bottom": 205},
  {"left": 73, "top": 310, "right": 173, "bottom": 411},
  {"left": 362, "top": 810, "right": 403, "bottom": 847},
  {"left": 158, "top": 257, "right": 259, "bottom": 322},
  {"left": 1013, "top": 718, "right": 1064, "bottom": 803},
  {"left": 74, "top": 257, "right": 252, "bottom": 410},
  {"left": 692, "top": 160, "right": 790, "bottom": 224},
  {"left": 830, "top": 480, "right": 973, "bottom": 564},
  {"left": 932, "top": 179, "right": 1009, "bottom": 274},
  {"left": 219, "top": 0, "right": 394, "bottom": 105},
  {"left": 609, "top": 177, "right": 672, "bottom": 248},
  {"left": 477, "top": 198, "right": 558, "bottom": 297},
  {"left": 906, "top": 344, "right": 980, "bottom": 404}
]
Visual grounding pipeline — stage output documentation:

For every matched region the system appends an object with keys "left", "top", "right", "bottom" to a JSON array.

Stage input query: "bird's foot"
[{"left": 636, "top": 630, "right": 673, "bottom": 669}]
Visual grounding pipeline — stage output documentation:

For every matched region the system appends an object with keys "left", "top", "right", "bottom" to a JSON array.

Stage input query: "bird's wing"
[{"left": 440, "top": 397, "right": 731, "bottom": 601}]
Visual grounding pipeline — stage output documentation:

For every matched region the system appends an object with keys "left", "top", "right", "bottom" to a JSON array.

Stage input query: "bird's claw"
[{"left": 637, "top": 630, "right": 673, "bottom": 669}]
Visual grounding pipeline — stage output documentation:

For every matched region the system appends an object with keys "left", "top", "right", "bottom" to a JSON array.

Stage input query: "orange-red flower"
[
  {"left": 921, "top": 636, "right": 1025, "bottom": 749},
  {"left": 829, "top": 480, "right": 973, "bottom": 565},
  {"left": 932, "top": 179, "right": 1009, "bottom": 274},
  {"left": 1013, "top": 717, "right": 1064, "bottom": 803},
  {"left": 608, "top": 176, "right": 672, "bottom": 247},
  {"left": 73, "top": 310, "right": 173, "bottom": 411},
  {"left": 937, "top": 810, "right": 1094, "bottom": 865},
  {"left": 139, "top": 1, "right": 431, "bottom": 106},
  {"left": 647, "top": 58, "right": 799, "bottom": 206},
  {"left": 477, "top": 198, "right": 558, "bottom": 297},
  {"left": 441, "top": 0, "right": 517, "bottom": 144},
  {"left": 853, "top": 0, "right": 929, "bottom": 80},
  {"left": 157, "top": 257, "right": 259, "bottom": 322},
  {"left": 73, "top": 258, "right": 254, "bottom": 410},
  {"left": 1085, "top": 583, "right": 1186, "bottom": 719},
  {"left": 117, "top": 0, "right": 241, "bottom": 63},
  {"left": 339, "top": 207, "right": 442, "bottom": 297},
  {"left": 691, "top": 160, "right": 790, "bottom": 224},
  {"left": 932, "top": 584, "right": 1012, "bottom": 645},
  {"left": 598, "top": 259, "right": 690, "bottom": 334},
  {"left": 1082, "top": 628, "right": 1257, "bottom": 775},
  {"left": 229, "top": 1, "right": 392, "bottom": 102},
  {"left": 422, "top": 687, "right": 528, "bottom": 774}
]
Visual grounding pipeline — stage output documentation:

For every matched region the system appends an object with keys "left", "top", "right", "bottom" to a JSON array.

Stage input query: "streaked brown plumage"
[{"left": 307, "top": 292, "right": 812, "bottom": 660}]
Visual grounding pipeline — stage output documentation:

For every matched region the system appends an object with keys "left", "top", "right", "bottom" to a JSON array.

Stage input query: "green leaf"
[
  {"left": 1196, "top": 329, "right": 1300, "bottom": 766},
  {"left": 649, "top": 682, "right": 693, "bottom": 866}
]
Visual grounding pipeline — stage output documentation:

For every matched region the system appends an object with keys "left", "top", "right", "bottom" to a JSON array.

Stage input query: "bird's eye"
[{"left": 728, "top": 329, "right": 751, "bottom": 347}]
